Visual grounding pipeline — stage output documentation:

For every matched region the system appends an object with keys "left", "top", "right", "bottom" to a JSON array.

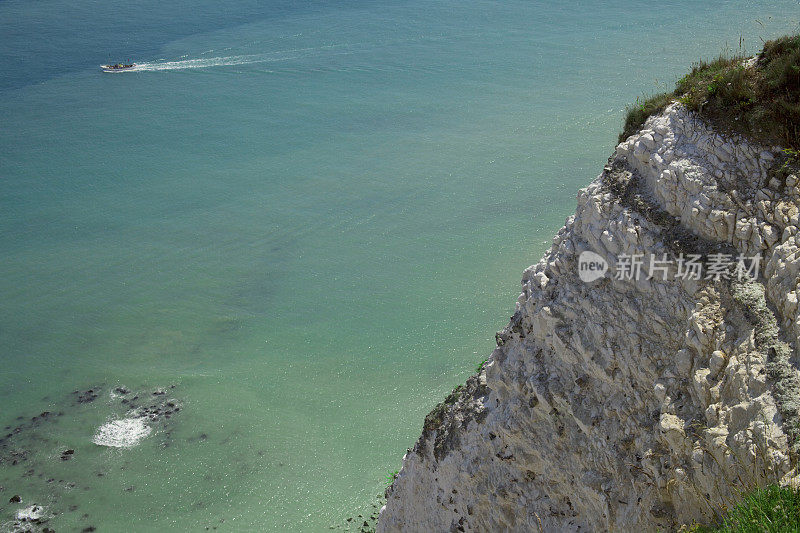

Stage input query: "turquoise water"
[{"left": 1, "top": 1, "right": 798, "bottom": 530}]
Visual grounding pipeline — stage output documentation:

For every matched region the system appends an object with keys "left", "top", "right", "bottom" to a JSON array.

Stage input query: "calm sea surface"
[{"left": 1, "top": 1, "right": 797, "bottom": 530}]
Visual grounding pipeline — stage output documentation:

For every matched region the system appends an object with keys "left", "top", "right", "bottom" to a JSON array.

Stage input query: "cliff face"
[{"left": 378, "top": 103, "right": 800, "bottom": 532}]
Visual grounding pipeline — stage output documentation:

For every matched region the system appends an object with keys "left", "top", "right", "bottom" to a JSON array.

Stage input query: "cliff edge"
[{"left": 378, "top": 40, "right": 800, "bottom": 532}]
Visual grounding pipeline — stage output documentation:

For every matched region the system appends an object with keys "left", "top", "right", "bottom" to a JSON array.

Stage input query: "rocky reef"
[
  {"left": 0, "top": 384, "right": 182, "bottom": 532},
  {"left": 377, "top": 99, "right": 800, "bottom": 531}
]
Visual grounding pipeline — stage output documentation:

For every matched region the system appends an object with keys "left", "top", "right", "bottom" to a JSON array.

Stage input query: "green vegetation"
[
  {"left": 619, "top": 93, "right": 675, "bottom": 143},
  {"left": 446, "top": 384, "right": 464, "bottom": 403},
  {"left": 686, "top": 485, "right": 800, "bottom": 532},
  {"left": 620, "top": 33, "right": 800, "bottom": 149},
  {"left": 385, "top": 469, "right": 399, "bottom": 486},
  {"left": 423, "top": 384, "right": 465, "bottom": 433},
  {"left": 475, "top": 358, "right": 488, "bottom": 373},
  {"left": 775, "top": 147, "right": 800, "bottom": 181}
]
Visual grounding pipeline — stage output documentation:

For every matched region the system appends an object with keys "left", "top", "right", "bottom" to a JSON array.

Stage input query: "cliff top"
[{"left": 621, "top": 33, "right": 799, "bottom": 153}]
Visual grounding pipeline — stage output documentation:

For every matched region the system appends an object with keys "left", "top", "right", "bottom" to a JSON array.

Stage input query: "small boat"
[{"left": 101, "top": 63, "right": 136, "bottom": 72}]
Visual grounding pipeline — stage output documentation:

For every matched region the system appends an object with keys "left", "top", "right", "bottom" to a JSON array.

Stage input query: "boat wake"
[
  {"left": 132, "top": 54, "right": 271, "bottom": 71},
  {"left": 130, "top": 45, "right": 352, "bottom": 72}
]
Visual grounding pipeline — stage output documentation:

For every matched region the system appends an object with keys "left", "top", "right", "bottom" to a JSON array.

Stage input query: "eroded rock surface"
[{"left": 378, "top": 103, "right": 800, "bottom": 532}]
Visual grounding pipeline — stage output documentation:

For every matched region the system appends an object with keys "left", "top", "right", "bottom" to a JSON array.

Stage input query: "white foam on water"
[
  {"left": 92, "top": 418, "right": 152, "bottom": 448},
  {"left": 133, "top": 54, "right": 272, "bottom": 71},
  {"left": 15, "top": 505, "right": 45, "bottom": 521}
]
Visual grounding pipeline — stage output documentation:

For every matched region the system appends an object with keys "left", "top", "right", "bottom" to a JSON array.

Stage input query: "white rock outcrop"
[{"left": 378, "top": 103, "right": 800, "bottom": 532}]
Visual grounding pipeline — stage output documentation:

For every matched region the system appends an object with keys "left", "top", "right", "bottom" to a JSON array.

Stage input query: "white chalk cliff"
[{"left": 378, "top": 103, "right": 800, "bottom": 532}]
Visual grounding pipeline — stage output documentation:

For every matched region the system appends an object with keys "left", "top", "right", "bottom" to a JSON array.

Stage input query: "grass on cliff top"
[
  {"left": 620, "top": 33, "right": 800, "bottom": 149},
  {"left": 686, "top": 484, "right": 800, "bottom": 532}
]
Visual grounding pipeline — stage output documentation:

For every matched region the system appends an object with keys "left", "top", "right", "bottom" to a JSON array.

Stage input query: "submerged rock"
[{"left": 75, "top": 389, "right": 99, "bottom": 404}]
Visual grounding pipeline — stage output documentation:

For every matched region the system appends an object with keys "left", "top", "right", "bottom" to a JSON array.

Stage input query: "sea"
[{"left": 1, "top": 0, "right": 797, "bottom": 530}]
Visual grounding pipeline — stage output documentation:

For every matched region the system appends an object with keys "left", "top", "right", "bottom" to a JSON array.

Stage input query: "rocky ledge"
[{"left": 377, "top": 102, "right": 800, "bottom": 532}]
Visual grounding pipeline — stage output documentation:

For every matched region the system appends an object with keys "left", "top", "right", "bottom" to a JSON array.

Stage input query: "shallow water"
[{"left": 1, "top": 1, "right": 798, "bottom": 530}]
